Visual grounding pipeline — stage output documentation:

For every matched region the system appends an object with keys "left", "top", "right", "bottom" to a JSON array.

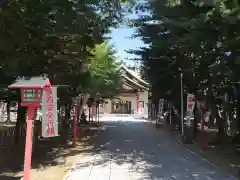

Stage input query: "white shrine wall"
[{"left": 99, "top": 90, "right": 148, "bottom": 118}]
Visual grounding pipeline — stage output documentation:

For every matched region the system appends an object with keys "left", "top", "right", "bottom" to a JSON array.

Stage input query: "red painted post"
[
  {"left": 8, "top": 77, "right": 57, "bottom": 180},
  {"left": 73, "top": 105, "right": 77, "bottom": 147},
  {"left": 136, "top": 91, "right": 139, "bottom": 115},
  {"left": 23, "top": 107, "right": 34, "bottom": 180}
]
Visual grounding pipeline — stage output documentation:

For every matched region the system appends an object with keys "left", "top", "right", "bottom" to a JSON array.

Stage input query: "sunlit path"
[{"left": 63, "top": 115, "right": 238, "bottom": 180}]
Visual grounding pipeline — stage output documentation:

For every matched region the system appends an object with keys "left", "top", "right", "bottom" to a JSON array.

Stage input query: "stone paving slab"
[
  {"left": 111, "top": 161, "right": 130, "bottom": 169},
  {"left": 68, "top": 170, "right": 90, "bottom": 180},
  {"left": 63, "top": 115, "right": 239, "bottom": 180},
  {"left": 130, "top": 172, "right": 152, "bottom": 180},
  {"left": 88, "top": 171, "right": 110, "bottom": 180},
  {"left": 110, "top": 169, "right": 131, "bottom": 180}
]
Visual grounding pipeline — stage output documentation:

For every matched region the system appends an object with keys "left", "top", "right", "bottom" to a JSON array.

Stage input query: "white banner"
[
  {"left": 158, "top": 99, "right": 164, "bottom": 117},
  {"left": 41, "top": 86, "right": 58, "bottom": 138},
  {"left": 139, "top": 107, "right": 144, "bottom": 114},
  {"left": 186, "top": 93, "right": 195, "bottom": 118},
  {"left": 0, "top": 102, "right": 7, "bottom": 122}
]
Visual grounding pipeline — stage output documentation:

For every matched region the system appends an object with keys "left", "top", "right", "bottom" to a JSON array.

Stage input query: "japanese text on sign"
[
  {"left": 42, "top": 87, "right": 58, "bottom": 137},
  {"left": 186, "top": 94, "right": 195, "bottom": 118}
]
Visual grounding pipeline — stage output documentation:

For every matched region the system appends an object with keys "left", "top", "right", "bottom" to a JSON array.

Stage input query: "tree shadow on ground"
[
  {"left": 0, "top": 118, "right": 239, "bottom": 179},
  {"left": 161, "top": 122, "right": 240, "bottom": 178},
  {"left": 0, "top": 175, "right": 22, "bottom": 180},
  {"left": 62, "top": 119, "right": 237, "bottom": 180},
  {"left": 0, "top": 122, "right": 102, "bottom": 178}
]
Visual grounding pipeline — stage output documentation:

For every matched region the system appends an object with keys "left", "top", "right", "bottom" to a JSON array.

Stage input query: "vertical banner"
[
  {"left": 0, "top": 102, "right": 7, "bottom": 122},
  {"left": 186, "top": 93, "right": 195, "bottom": 125},
  {"left": 139, "top": 101, "right": 144, "bottom": 114},
  {"left": 41, "top": 86, "right": 58, "bottom": 137},
  {"left": 158, "top": 99, "right": 164, "bottom": 117}
]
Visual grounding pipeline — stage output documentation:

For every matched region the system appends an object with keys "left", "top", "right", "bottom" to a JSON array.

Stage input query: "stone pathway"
[{"left": 63, "top": 115, "right": 238, "bottom": 180}]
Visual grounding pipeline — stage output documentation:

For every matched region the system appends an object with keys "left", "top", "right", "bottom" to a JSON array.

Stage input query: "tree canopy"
[
  {"left": 129, "top": 0, "right": 240, "bottom": 104},
  {"left": 0, "top": 0, "right": 132, "bottom": 102},
  {"left": 88, "top": 43, "right": 121, "bottom": 98},
  {"left": 128, "top": 0, "right": 240, "bottom": 139}
]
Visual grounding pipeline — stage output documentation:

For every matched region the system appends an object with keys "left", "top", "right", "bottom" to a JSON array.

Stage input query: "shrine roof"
[
  {"left": 8, "top": 77, "right": 50, "bottom": 88},
  {"left": 119, "top": 64, "right": 149, "bottom": 87},
  {"left": 121, "top": 74, "right": 148, "bottom": 91}
]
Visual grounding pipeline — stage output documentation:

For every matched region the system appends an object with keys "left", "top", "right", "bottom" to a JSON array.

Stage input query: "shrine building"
[{"left": 100, "top": 64, "right": 149, "bottom": 117}]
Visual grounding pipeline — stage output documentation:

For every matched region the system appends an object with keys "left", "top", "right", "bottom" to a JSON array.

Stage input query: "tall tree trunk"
[
  {"left": 237, "top": 104, "right": 240, "bottom": 131},
  {"left": 63, "top": 103, "right": 71, "bottom": 130},
  {"left": 215, "top": 107, "right": 225, "bottom": 144},
  {"left": 193, "top": 106, "right": 198, "bottom": 138},
  {"left": 79, "top": 94, "right": 89, "bottom": 124},
  {"left": 6, "top": 101, "right": 10, "bottom": 123},
  {"left": 235, "top": 84, "right": 240, "bottom": 132},
  {"left": 64, "top": 103, "right": 69, "bottom": 128},
  {"left": 61, "top": 103, "right": 71, "bottom": 141}
]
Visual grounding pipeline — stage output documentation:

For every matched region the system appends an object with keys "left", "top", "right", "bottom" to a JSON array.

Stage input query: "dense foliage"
[
  {"left": 0, "top": 0, "right": 131, "bottom": 139},
  {"left": 129, "top": 0, "right": 240, "bottom": 141},
  {"left": 88, "top": 43, "right": 121, "bottom": 98},
  {"left": 0, "top": 0, "right": 132, "bottom": 102}
]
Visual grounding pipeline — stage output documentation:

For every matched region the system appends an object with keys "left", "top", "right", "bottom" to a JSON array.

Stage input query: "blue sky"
[
  {"left": 109, "top": 10, "right": 149, "bottom": 66},
  {"left": 109, "top": 27, "right": 144, "bottom": 65}
]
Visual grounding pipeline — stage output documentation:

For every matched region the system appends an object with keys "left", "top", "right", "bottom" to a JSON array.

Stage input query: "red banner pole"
[
  {"left": 23, "top": 107, "right": 34, "bottom": 180},
  {"left": 136, "top": 92, "right": 139, "bottom": 115}
]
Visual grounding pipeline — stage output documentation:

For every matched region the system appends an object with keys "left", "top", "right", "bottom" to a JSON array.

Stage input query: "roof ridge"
[{"left": 119, "top": 64, "right": 149, "bottom": 87}]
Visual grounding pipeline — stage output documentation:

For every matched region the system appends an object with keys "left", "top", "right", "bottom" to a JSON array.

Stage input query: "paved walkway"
[{"left": 63, "top": 115, "right": 238, "bottom": 180}]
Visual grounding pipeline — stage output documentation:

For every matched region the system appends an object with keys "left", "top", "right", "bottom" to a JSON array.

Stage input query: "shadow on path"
[
  {"left": 69, "top": 117, "right": 238, "bottom": 180},
  {"left": 0, "top": 123, "right": 101, "bottom": 179}
]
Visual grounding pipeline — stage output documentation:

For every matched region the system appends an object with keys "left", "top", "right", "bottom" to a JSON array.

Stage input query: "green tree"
[
  {"left": 129, "top": 0, "right": 240, "bottom": 142},
  {"left": 0, "top": 0, "right": 135, "bottom": 141},
  {"left": 88, "top": 42, "right": 121, "bottom": 98}
]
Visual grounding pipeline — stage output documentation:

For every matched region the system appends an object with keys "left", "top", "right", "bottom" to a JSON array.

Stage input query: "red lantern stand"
[{"left": 8, "top": 78, "right": 51, "bottom": 180}]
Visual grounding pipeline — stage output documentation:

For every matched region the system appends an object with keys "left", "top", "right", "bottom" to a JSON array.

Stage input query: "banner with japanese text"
[
  {"left": 158, "top": 99, "right": 164, "bottom": 117},
  {"left": 186, "top": 93, "right": 195, "bottom": 119},
  {"left": 0, "top": 102, "right": 7, "bottom": 122},
  {"left": 41, "top": 86, "right": 58, "bottom": 137}
]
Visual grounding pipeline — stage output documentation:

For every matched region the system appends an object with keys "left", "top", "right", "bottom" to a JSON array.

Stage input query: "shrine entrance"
[
  {"left": 111, "top": 99, "right": 131, "bottom": 114},
  {"left": 99, "top": 64, "right": 149, "bottom": 117}
]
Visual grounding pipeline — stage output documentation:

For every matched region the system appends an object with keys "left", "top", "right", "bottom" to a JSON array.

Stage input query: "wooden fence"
[{"left": 0, "top": 125, "right": 26, "bottom": 154}]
